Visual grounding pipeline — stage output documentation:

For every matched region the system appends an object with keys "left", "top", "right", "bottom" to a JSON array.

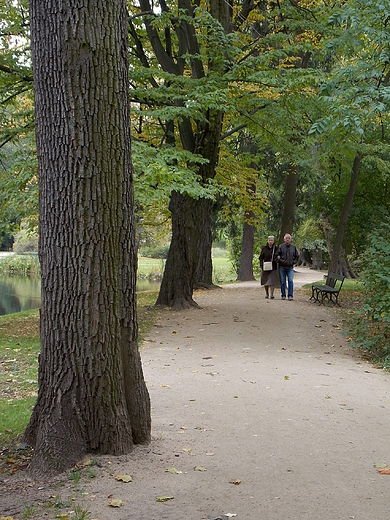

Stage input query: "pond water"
[{"left": 0, "top": 275, "right": 160, "bottom": 317}]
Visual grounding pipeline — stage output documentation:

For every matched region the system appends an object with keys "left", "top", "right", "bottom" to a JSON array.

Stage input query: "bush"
[
  {"left": 13, "top": 228, "right": 39, "bottom": 254},
  {"left": 351, "top": 220, "right": 390, "bottom": 364},
  {"left": 139, "top": 244, "right": 170, "bottom": 259}
]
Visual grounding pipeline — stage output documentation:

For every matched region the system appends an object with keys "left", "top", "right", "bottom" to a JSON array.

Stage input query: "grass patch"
[{"left": 0, "top": 309, "right": 40, "bottom": 444}]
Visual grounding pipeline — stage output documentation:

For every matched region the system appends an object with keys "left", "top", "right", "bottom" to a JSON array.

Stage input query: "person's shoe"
[
  {"left": 281, "top": 296, "right": 286, "bottom": 300},
  {"left": 288, "top": 296, "right": 293, "bottom": 301},
  {"left": 265, "top": 295, "right": 269, "bottom": 299},
  {"left": 270, "top": 295, "right": 274, "bottom": 299}
]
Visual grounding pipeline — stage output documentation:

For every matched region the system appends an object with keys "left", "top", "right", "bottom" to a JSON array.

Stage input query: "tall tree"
[
  {"left": 309, "top": 0, "right": 390, "bottom": 274},
  {"left": 24, "top": 0, "right": 151, "bottom": 475}
]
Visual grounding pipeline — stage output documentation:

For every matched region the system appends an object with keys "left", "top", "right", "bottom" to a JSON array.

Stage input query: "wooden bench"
[{"left": 310, "top": 272, "right": 345, "bottom": 306}]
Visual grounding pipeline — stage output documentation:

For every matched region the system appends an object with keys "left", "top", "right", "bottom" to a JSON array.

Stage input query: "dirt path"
[{"left": 2, "top": 268, "right": 390, "bottom": 520}]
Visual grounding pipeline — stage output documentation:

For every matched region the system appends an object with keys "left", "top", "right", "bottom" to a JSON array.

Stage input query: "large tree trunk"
[
  {"left": 156, "top": 192, "right": 201, "bottom": 308},
  {"left": 278, "top": 166, "right": 298, "bottom": 244},
  {"left": 157, "top": 109, "right": 224, "bottom": 307},
  {"left": 25, "top": 0, "right": 150, "bottom": 476},
  {"left": 328, "top": 153, "right": 362, "bottom": 275},
  {"left": 237, "top": 212, "right": 256, "bottom": 281}
]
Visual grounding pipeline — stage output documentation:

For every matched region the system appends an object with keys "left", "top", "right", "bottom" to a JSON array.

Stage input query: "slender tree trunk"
[
  {"left": 278, "top": 166, "right": 298, "bottom": 244},
  {"left": 195, "top": 198, "right": 214, "bottom": 287},
  {"left": 328, "top": 152, "right": 362, "bottom": 275},
  {"left": 25, "top": 0, "right": 150, "bottom": 476},
  {"left": 237, "top": 211, "right": 256, "bottom": 281}
]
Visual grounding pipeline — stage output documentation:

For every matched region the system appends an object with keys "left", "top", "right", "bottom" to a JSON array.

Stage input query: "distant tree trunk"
[
  {"left": 195, "top": 198, "right": 214, "bottom": 287},
  {"left": 328, "top": 153, "right": 362, "bottom": 276},
  {"left": 311, "top": 248, "right": 325, "bottom": 270},
  {"left": 278, "top": 166, "right": 298, "bottom": 244},
  {"left": 297, "top": 248, "right": 312, "bottom": 267},
  {"left": 237, "top": 211, "right": 256, "bottom": 281},
  {"left": 25, "top": 0, "right": 150, "bottom": 476}
]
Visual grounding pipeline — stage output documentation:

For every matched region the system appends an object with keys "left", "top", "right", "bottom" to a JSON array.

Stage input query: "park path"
[{"left": 129, "top": 268, "right": 390, "bottom": 520}]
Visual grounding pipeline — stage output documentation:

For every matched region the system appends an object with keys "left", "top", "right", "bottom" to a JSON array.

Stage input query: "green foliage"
[
  {"left": 13, "top": 223, "right": 39, "bottom": 253},
  {"left": 139, "top": 243, "right": 170, "bottom": 259},
  {"left": 0, "top": 253, "right": 40, "bottom": 275},
  {"left": 351, "top": 218, "right": 390, "bottom": 363}
]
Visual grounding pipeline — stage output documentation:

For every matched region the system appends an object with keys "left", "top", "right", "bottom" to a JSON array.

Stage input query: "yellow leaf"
[
  {"left": 284, "top": 375, "right": 289, "bottom": 380},
  {"left": 156, "top": 495, "right": 174, "bottom": 502},
  {"left": 108, "top": 499, "right": 123, "bottom": 507},
  {"left": 229, "top": 478, "right": 241, "bottom": 485},
  {"left": 165, "top": 467, "right": 179, "bottom": 474},
  {"left": 194, "top": 466, "right": 207, "bottom": 471},
  {"left": 115, "top": 474, "right": 133, "bottom": 482}
]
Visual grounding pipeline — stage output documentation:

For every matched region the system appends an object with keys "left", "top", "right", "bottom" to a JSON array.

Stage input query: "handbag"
[{"left": 263, "top": 247, "right": 274, "bottom": 271}]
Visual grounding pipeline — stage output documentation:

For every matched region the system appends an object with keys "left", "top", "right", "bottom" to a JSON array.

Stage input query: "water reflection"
[
  {"left": 0, "top": 275, "right": 41, "bottom": 316},
  {"left": 0, "top": 275, "right": 160, "bottom": 316}
]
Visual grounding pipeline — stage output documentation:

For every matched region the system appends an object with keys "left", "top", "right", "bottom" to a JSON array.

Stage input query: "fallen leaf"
[
  {"left": 161, "top": 384, "right": 171, "bottom": 388},
  {"left": 378, "top": 468, "right": 390, "bottom": 475},
  {"left": 374, "top": 463, "right": 388, "bottom": 469},
  {"left": 165, "top": 467, "right": 179, "bottom": 474},
  {"left": 182, "top": 447, "right": 192, "bottom": 453},
  {"left": 229, "top": 478, "right": 241, "bottom": 485},
  {"left": 284, "top": 375, "right": 289, "bottom": 380},
  {"left": 108, "top": 499, "right": 123, "bottom": 507},
  {"left": 194, "top": 466, "right": 207, "bottom": 471},
  {"left": 115, "top": 474, "right": 133, "bottom": 482},
  {"left": 206, "top": 452, "right": 215, "bottom": 456},
  {"left": 156, "top": 495, "right": 174, "bottom": 502}
]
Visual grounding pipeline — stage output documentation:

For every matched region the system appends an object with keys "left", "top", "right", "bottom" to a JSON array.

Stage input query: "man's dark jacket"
[{"left": 276, "top": 243, "right": 299, "bottom": 268}]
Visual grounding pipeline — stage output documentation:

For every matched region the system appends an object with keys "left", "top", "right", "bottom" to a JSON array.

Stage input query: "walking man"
[{"left": 276, "top": 233, "right": 299, "bottom": 300}]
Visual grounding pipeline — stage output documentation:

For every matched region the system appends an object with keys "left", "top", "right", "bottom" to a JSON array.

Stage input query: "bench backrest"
[{"left": 326, "top": 272, "right": 345, "bottom": 290}]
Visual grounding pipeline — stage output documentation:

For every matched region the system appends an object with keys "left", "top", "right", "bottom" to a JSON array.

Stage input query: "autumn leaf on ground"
[
  {"left": 284, "top": 375, "right": 289, "bottom": 380},
  {"left": 378, "top": 468, "right": 390, "bottom": 475},
  {"left": 374, "top": 463, "right": 387, "bottom": 468},
  {"left": 115, "top": 474, "right": 133, "bottom": 482},
  {"left": 194, "top": 466, "right": 207, "bottom": 471},
  {"left": 108, "top": 499, "right": 123, "bottom": 507},
  {"left": 165, "top": 467, "right": 180, "bottom": 474},
  {"left": 156, "top": 495, "right": 174, "bottom": 502},
  {"left": 229, "top": 478, "right": 241, "bottom": 485}
]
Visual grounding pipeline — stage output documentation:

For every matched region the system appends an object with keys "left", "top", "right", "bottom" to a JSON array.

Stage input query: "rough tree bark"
[
  {"left": 327, "top": 152, "right": 362, "bottom": 276},
  {"left": 237, "top": 211, "right": 256, "bottom": 281},
  {"left": 25, "top": 0, "right": 151, "bottom": 475}
]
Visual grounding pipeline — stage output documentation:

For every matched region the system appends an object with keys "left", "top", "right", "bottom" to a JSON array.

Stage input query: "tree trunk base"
[{"left": 193, "top": 282, "right": 222, "bottom": 290}]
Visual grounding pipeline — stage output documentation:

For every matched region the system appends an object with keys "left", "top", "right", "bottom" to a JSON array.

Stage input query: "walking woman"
[{"left": 259, "top": 235, "right": 277, "bottom": 299}]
